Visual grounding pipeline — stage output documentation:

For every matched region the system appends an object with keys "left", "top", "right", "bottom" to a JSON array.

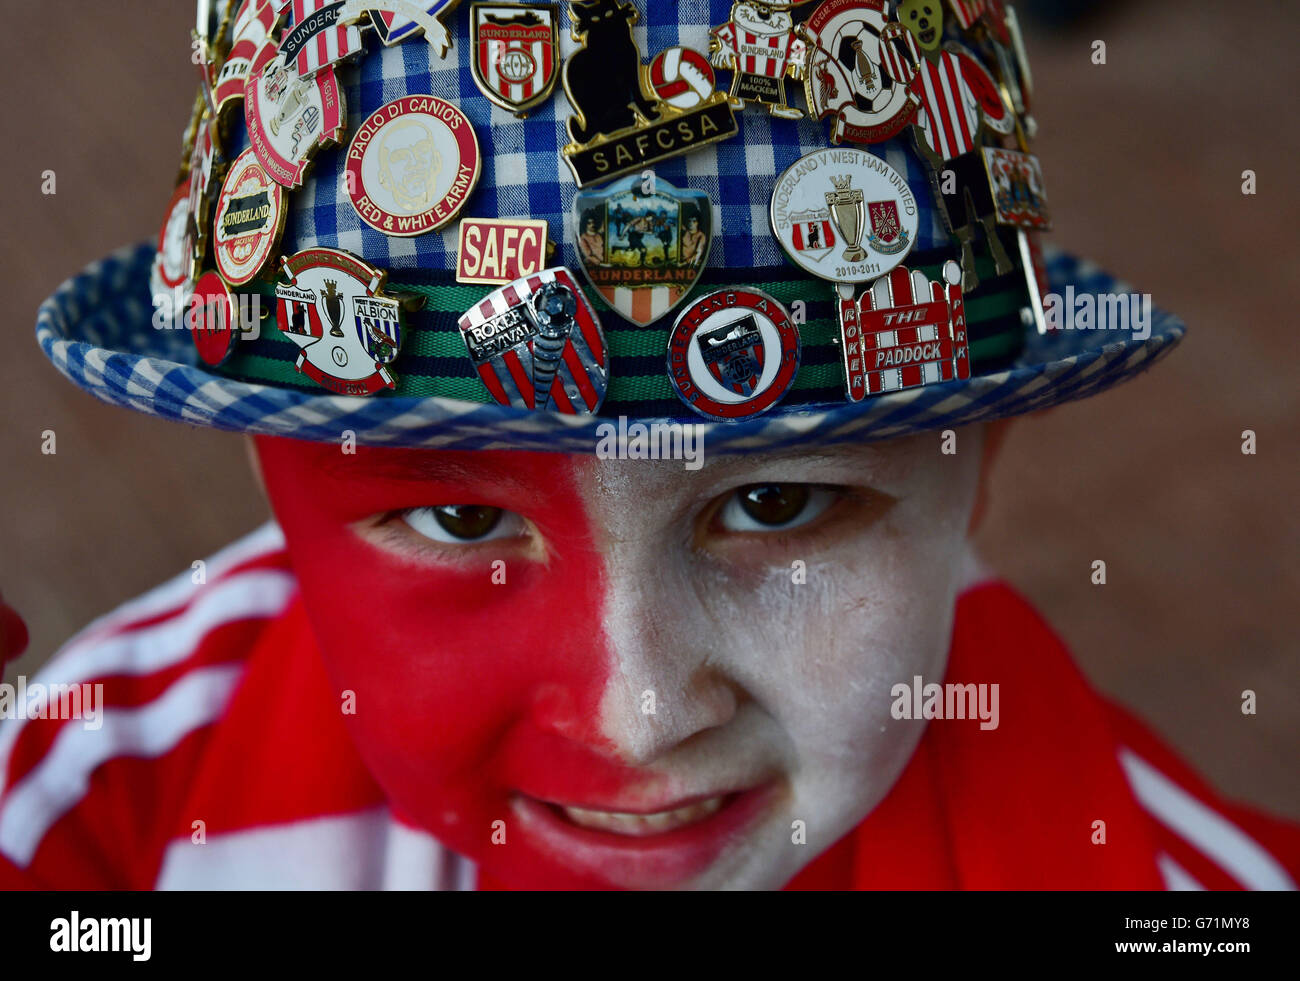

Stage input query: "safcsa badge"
[
  {"left": 470, "top": 3, "right": 560, "bottom": 118},
  {"left": 574, "top": 174, "right": 711, "bottom": 327},
  {"left": 275, "top": 248, "right": 404, "bottom": 396}
]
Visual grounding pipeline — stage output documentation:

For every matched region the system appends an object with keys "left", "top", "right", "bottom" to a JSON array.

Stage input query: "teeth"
[{"left": 559, "top": 796, "right": 725, "bottom": 836}]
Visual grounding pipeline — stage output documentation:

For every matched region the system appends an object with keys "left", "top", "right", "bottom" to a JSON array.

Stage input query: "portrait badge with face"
[{"left": 345, "top": 94, "right": 482, "bottom": 237}]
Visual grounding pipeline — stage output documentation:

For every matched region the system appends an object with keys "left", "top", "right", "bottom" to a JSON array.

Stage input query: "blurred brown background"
[{"left": 0, "top": 2, "right": 1296, "bottom": 817}]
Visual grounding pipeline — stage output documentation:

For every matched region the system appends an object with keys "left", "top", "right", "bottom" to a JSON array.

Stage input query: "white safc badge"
[
  {"left": 470, "top": 3, "right": 560, "bottom": 118},
  {"left": 244, "top": 39, "right": 346, "bottom": 188},
  {"left": 213, "top": 149, "right": 286, "bottom": 285},
  {"left": 275, "top": 248, "right": 404, "bottom": 395},
  {"left": 457, "top": 267, "right": 608, "bottom": 414},
  {"left": 770, "top": 147, "right": 918, "bottom": 284},
  {"left": 667, "top": 288, "right": 800, "bottom": 421},
  {"left": 345, "top": 95, "right": 482, "bottom": 236},
  {"left": 801, "top": 0, "right": 921, "bottom": 145}
]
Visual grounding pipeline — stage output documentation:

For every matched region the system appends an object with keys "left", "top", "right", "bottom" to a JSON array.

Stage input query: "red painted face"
[
  {"left": 254, "top": 429, "right": 986, "bottom": 890},
  {"left": 255, "top": 436, "right": 638, "bottom": 888}
]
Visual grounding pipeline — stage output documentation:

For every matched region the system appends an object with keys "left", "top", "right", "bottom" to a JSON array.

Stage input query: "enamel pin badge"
[
  {"left": 457, "top": 217, "right": 550, "bottom": 285},
  {"left": 457, "top": 267, "right": 609, "bottom": 414},
  {"left": 561, "top": 0, "right": 738, "bottom": 188},
  {"left": 470, "top": 3, "right": 560, "bottom": 117},
  {"left": 275, "top": 248, "right": 405, "bottom": 395},
  {"left": 356, "top": 0, "right": 461, "bottom": 56},
  {"left": 213, "top": 149, "right": 287, "bottom": 285},
  {"left": 279, "top": 0, "right": 366, "bottom": 79},
  {"left": 836, "top": 261, "right": 969, "bottom": 401},
  {"left": 981, "top": 147, "right": 1050, "bottom": 229},
  {"left": 244, "top": 39, "right": 346, "bottom": 188},
  {"left": 150, "top": 184, "right": 197, "bottom": 328},
  {"left": 800, "top": 0, "right": 920, "bottom": 144},
  {"left": 667, "top": 288, "right": 801, "bottom": 420},
  {"left": 709, "top": 1, "right": 809, "bottom": 120},
  {"left": 574, "top": 173, "right": 712, "bottom": 327},
  {"left": 770, "top": 146, "right": 919, "bottom": 284},
  {"left": 189, "top": 270, "right": 240, "bottom": 367},
  {"left": 344, "top": 94, "right": 482, "bottom": 236},
  {"left": 214, "top": 0, "right": 283, "bottom": 114}
]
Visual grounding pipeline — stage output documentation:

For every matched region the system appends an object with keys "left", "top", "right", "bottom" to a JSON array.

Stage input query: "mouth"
[
  {"left": 510, "top": 783, "right": 778, "bottom": 888},
  {"left": 554, "top": 793, "right": 729, "bottom": 836},
  {"left": 919, "top": 27, "right": 937, "bottom": 44}
]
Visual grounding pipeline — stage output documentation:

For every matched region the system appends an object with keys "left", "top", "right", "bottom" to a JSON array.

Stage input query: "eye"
[
  {"left": 715, "top": 484, "right": 838, "bottom": 533},
  {"left": 402, "top": 505, "right": 525, "bottom": 544}
]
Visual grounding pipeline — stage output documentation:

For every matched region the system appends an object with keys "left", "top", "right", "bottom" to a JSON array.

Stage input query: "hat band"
[{"left": 213, "top": 243, "right": 1027, "bottom": 417}]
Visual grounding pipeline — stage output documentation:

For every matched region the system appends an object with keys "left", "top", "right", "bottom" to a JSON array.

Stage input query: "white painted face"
[
  {"left": 568, "top": 430, "right": 985, "bottom": 888},
  {"left": 258, "top": 425, "right": 987, "bottom": 889}
]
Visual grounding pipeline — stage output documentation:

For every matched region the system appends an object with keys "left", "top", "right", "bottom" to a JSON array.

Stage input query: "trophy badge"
[
  {"left": 275, "top": 248, "right": 405, "bottom": 396},
  {"left": 825, "top": 174, "right": 867, "bottom": 263},
  {"left": 770, "top": 146, "right": 918, "bottom": 285}
]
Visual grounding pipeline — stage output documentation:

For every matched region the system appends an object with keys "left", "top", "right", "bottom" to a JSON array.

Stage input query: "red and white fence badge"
[
  {"left": 470, "top": 3, "right": 560, "bottom": 118},
  {"left": 275, "top": 248, "right": 405, "bottom": 396},
  {"left": 837, "top": 260, "right": 969, "bottom": 402}
]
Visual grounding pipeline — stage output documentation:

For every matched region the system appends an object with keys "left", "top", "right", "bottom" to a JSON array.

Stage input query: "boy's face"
[{"left": 254, "top": 427, "right": 985, "bottom": 889}]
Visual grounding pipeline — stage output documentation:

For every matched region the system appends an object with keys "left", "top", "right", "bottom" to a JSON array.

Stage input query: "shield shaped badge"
[
  {"left": 574, "top": 173, "right": 713, "bottom": 328},
  {"left": 865, "top": 199, "right": 910, "bottom": 255},
  {"left": 700, "top": 314, "right": 765, "bottom": 397},
  {"left": 470, "top": 3, "right": 561, "bottom": 118}
]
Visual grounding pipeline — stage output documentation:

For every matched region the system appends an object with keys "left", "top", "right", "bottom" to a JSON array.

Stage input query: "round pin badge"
[
  {"left": 954, "top": 46, "right": 1016, "bottom": 135},
  {"left": 667, "top": 288, "right": 801, "bottom": 421},
  {"left": 770, "top": 147, "right": 919, "bottom": 284},
  {"left": 244, "top": 39, "right": 346, "bottom": 188},
  {"left": 213, "top": 149, "right": 286, "bottom": 285},
  {"left": 150, "top": 183, "right": 196, "bottom": 331},
  {"left": 345, "top": 94, "right": 482, "bottom": 237},
  {"left": 153, "top": 183, "right": 195, "bottom": 291},
  {"left": 189, "top": 271, "right": 238, "bottom": 366}
]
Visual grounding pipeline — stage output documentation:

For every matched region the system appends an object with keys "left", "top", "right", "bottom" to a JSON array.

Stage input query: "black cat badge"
[{"left": 561, "top": 0, "right": 739, "bottom": 188}]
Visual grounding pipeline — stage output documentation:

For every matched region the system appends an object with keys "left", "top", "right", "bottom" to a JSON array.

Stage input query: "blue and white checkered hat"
[{"left": 35, "top": 0, "right": 1183, "bottom": 453}]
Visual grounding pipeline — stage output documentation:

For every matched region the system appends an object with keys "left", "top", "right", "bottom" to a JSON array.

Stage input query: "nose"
[{"left": 594, "top": 565, "right": 742, "bottom": 766}]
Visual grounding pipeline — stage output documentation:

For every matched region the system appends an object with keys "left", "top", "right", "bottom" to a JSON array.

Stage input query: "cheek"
[{"left": 256, "top": 443, "right": 616, "bottom": 823}]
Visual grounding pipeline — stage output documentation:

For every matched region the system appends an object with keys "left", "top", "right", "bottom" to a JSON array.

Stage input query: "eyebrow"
[{"left": 318, "top": 452, "right": 556, "bottom": 500}]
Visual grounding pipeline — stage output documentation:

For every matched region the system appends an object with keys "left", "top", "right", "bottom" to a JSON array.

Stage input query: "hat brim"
[{"left": 37, "top": 242, "right": 1183, "bottom": 453}]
